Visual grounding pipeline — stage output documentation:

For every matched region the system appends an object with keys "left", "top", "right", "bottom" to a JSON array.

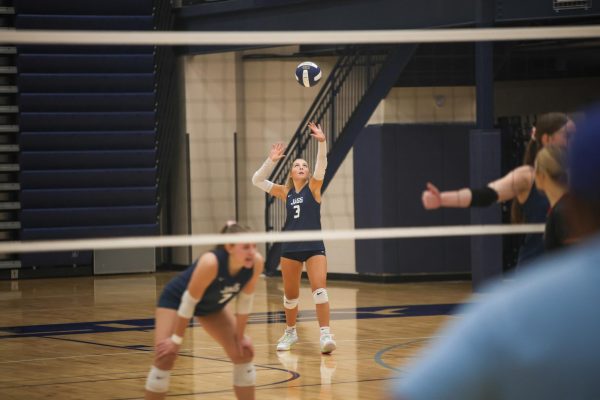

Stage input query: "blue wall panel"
[{"left": 354, "top": 124, "right": 472, "bottom": 276}]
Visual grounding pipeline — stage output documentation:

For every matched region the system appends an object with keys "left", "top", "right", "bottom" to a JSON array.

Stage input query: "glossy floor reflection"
[{"left": 0, "top": 273, "right": 472, "bottom": 399}]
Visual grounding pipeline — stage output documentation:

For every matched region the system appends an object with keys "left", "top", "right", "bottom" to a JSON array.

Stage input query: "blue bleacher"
[
  {"left": 17, "top": 45, "right": 154, "bottom": 55},
  {"left": 20, "top": 187, "right": 157, "bottom": 208},
  {"left": 14, "top": 0, "right": 154, "bottom": 15},
  {"left": 19, "top": 112, "right": 156, "bottom": 131},
  {"left": 18, "top": 73, "right": 155, "bottom": 93},
  {"left": 20, "top": 169, "right": 157, "bottom": 189},
  {"left": 21, "top": 206, "right": 158, "bottom": 227},
  {"left": 15, "top": 15, "right": 154, "bottom": 30},
  {"left": 19, "top": 93, "right": 156, "bottom": 112},
  {"left": 20, "top": 150, "right": 157, "bottom": 169},
  {"left": 17, "top": 54, "right": 156, "bottom": 73},
  {"left": 15, "top": 0, "right": 162, "bottom": 269},
  {"left": 19, "top": 131, "right": 156, "bottom": 150},
  {"left": 21, "top": 224, "right": 159, "bottom": 240}
]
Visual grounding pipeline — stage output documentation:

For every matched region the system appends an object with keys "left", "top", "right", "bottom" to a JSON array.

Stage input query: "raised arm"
[
  {"left": 251, "top": 142, "right": 287, "bottom": 201},
  {"left": 421, "top": 166, "right": 534, "bottom": 210},
  {"left": 156, "top": 253, "right": 217, "bottom": 357},
  {"left": 308, "top": 122, "right": 327, "bottom": 202}
]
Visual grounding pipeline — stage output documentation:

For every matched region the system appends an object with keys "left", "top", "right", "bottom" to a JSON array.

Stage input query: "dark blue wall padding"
[
  {"left": 21, "top": 224, "right": 159, "bottom": 239},
  {"left": 19, "top": 112, "right": 156, "bottom": 131},
  {"left": 20, "top": 206, "right": 158, "bottom": 228},
  {"left": 17, "top": 45, "right": 154, "bottom": 55},
  {"left": 354, "top": 124, "right": 472, "bottom": 276},
  {"left": 20, "top": 168, "right": 157, "bottom": 189},
  {"left": 17, "top": 73, "right": 155, "bottom": 93},
  {"left": 20, "top": 150, "right": 157, "bottom": 169},
  {"left": 15, "top": 15, "right": 154, "bottom": 30},
  {"left": 19, "top": 131, "right": 156, "bottom": 150},
  {"left": 14, "top": 0, "right": 154, "bottom": 15},
  {"left": 17, "top": 54, "right": 155, "bottom": 73},
  {"left": 20, "top": 187, "right": 157, "bottom": 208},
  {"left": 19, "top": 93, "right": 156, "bottom": 112},
  {"left": 20, "top": 251, "right": 93, "bottom": 268}
]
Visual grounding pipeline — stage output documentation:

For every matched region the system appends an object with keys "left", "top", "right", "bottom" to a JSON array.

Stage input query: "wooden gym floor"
[{"left": 0, "top": 272, "right": 472, "bottom": 399}]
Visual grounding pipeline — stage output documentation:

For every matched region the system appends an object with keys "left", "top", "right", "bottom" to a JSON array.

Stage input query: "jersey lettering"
[{"left": 218, "top": 283, "right": 241, "bottom": 304}]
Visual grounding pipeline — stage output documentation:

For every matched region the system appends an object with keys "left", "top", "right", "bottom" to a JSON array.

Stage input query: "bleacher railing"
[{"left": 154, "top": 0, "right": 181, "bottom": 210}]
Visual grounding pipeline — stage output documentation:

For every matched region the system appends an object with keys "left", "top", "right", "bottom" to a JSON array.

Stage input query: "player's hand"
[
  {"left": 156, "top": 337, "right": 180, "bottom": 359},
  {"left": 269, "top": 142, "right": 286, "bottom": 162},
  {"left": 422, "top": 182, "right": 442, "bottom": 209},
  {"left": 308, "top": 122, "right": 326, "bottom": 142},
  {"left": 238, "top": 335, "right": 254, "bottom": 359}
]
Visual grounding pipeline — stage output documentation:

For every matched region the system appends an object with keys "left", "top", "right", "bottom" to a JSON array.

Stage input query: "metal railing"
[{"left": 153, "top": 0, "right": 180, "bottom": 209}]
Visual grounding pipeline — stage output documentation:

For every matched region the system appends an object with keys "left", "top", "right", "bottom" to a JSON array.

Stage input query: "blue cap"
[{"left": 569, "top": 104, "right": 600, "bottom": 200}]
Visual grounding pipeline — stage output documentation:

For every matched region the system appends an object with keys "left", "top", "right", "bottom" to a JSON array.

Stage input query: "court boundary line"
[{"left": 374, "top": 339, "right": 433, "bottom": 372}]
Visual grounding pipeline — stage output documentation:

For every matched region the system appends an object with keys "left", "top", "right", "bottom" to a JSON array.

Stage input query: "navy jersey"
[
  {"left": 158, "top": 247, "right": 254, "bottom": 316},
  {"left": 282, "top": 183, "right": 325, "bottom": 253},
  {"left": 544, "top": 194, "right": 570, "bottom": 252},
  {"left": 517, "top": 183, "right": 550, "bottom": 266}
]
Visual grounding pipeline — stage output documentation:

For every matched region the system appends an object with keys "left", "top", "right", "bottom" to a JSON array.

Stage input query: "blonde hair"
[
  {"left": 215, "top": 221, "right": 252, "bottom": 250},
  {"left": 285, "top": 159, "right": 311, "bottom": 190},
  {"left": 512, "top": 112, "right": 569, "bottom": 223},
  {"left": 535, "top": 145, "right": 568, "bottom": 187}
]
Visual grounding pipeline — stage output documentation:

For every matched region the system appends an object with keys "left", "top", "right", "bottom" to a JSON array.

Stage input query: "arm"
[
  {"left": 308, "top": 122, "right": 327, "bottom": 202},
  {"left": 421, "top": 166, "right": 534, "bottom": 210},
  {"left": 156, "top": 253, "right": 217, "bottom": 357},
  {"left": 422, "top": 182, "right": 474, "bottom": 209},
  {"left": 235, "top": 253, "right": 264, "bottom": 340},
  {"left": 234, "top": 253, "right": 264, "bottom": 358},
  {"left": 487, "top": 165, "right": 534, "bottom": 203},
  {"left": 252, "top": 142, "right": 288, "bottom": 201}
]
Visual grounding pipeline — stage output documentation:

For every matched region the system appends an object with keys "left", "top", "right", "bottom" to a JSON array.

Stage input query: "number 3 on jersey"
[{"left": 293, "top": 204, "right": 301, "bottom": 219}]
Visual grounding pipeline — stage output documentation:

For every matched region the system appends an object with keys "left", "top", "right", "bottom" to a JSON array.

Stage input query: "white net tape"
[
  {"left": 2, "top": 26, "right": 600, "bottom": 45},
  {"left": 1, "top": 224, "right": 544, "bottom": 254}
]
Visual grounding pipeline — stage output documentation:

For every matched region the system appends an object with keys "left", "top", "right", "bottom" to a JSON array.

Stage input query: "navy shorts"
[
  {"left": 157, "top": 281, "right": 218, "bottom": 317},
  {"left": 157, "top": 289, "right": 181, "bottom": 311},
  {"left": 281, "top": 250, "right": 326, "bottom": 263}
]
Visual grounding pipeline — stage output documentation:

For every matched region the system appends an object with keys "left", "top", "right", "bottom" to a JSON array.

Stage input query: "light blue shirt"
[{"left": 393, "top": 234, "right": 600, "bottom": 400}]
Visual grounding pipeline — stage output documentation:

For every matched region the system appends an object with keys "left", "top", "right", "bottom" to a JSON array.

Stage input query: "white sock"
[
  {"left": 320, "top": 326, "right": 330, "bottom": 335},
  {"left": 286, "top": 325, "right": 296, "bottom": 333}
]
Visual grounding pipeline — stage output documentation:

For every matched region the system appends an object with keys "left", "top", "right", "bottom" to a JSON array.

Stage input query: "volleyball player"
[
  {"left": 421, "top": 112, "right": 571, "bottom": 266},
  {"left": 252, "top": 122, "right": 336, "bottom": 354},
  {"left": 533, "top": 145, "right": 573, "bottom": 251},
  {"left": 144, "top": 222, "right": 263, "bottom": 400}
]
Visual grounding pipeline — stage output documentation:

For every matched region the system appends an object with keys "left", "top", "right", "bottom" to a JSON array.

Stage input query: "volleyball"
[{"left": 295, "top": 61, "right": 322, "bottom": 87}]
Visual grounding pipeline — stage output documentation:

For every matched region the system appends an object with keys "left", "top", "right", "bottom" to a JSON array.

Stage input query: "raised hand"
[
  {"left": 308, "top": 122, "right": 326, "bottom": 142},
  {"left": 269, "top": 142, "right": 286, "bottom": 162},
  {"left": 422, "top": 182, "right": 442, "bottom": 210}
]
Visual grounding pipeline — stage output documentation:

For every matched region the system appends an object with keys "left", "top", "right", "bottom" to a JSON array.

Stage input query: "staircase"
[
  {"left": 9, "top": 0, "right": 179, "bottom": 278},
  {"left": 264, "top": 45, "right": 417, "bottom": 272}
]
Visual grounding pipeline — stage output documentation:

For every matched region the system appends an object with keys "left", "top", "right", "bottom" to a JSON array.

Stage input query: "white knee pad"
[
  {"left": 233, "top": 362, "right": 256, "bottom": 387},
  {"left": 283, "top": 295, "right": 299, "bottom": 310},
  {"left": 145, "top": 366, "right": 170, "bottom": 393},
  {"left": 313, "top": 288, "right": 329, "bottom": 304}
]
